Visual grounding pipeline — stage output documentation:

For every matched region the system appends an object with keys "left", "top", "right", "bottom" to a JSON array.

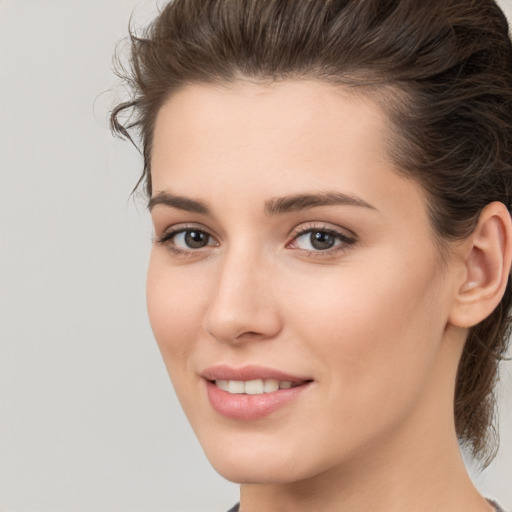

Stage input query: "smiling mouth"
[
  {"left": 203, "top": 369, "right": 314, "bottom": 419},
  {"left": 211, "top": 378, "right": 308, "bottom": 395}
]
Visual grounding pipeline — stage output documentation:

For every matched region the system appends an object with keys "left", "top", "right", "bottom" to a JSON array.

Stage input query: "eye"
[
  {"left": 289, "top": 227, "right": 356, "bottom": 253},
  {"left": 297, "top": 231, "right": 339, "bottom": 251},
  {"left": 174, "top": 229, "right": 213, "bottom": 249},
  {"left": 157, "top": 227, "right": 218, "bottom": 252}
]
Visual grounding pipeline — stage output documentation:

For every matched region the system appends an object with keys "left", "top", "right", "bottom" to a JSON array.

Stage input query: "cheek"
[
  {"left": 146, "top": 251, "right": 206, "bottom": 371},
  {"left": 285, "top": 255, "right": 447, "bottom": 408}
]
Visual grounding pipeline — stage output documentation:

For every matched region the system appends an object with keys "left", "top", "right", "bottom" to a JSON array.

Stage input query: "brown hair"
[{"left": 111, "top": 0, "right": 512, "bottom": 464}]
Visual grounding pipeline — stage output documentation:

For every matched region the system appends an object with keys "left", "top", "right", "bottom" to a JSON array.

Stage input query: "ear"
[{"left": 449, "top": 202, "right": 512, "bottom": 328}]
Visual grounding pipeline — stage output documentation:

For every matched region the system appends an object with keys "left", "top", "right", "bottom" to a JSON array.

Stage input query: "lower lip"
[{"left": 205, "top": 380, "right": 311, "bottom": 420}]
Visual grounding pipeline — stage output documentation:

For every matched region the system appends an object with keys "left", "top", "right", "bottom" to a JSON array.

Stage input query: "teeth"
[
  {"left": 227, "top": 380, "right": 245, "bottom": 394},
  {"left": 245, "top": 379, "right": 264, "bottom": 395},
  {"left": 263, "top": 379, "right": 279, "bottom": 393},
  {"left": 216, "top": 379, "right": 229, "bottom": 391},
  {"left": 215, "top": 378, "right": 302, "bottom": 395}
]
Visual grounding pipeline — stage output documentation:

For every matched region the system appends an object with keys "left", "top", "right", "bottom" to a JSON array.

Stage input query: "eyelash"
[
  {"left": 155, "top": 223, "right": 357, "bottom": 258},
  {"left": 155, "top": 225, "right": 217, "bottom": 257},
  {"left": 287, "top": 224, "right": 356, "bottom": 256}
]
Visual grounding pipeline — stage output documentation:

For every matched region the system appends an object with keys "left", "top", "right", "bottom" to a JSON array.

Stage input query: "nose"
[{"left": 202, "top": 250, "right": 283, "bottom": 345}]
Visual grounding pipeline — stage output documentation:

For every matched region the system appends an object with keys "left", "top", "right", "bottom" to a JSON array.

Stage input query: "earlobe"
[{"left": 449, "top": 202, "right": 512, "bottom": 328}]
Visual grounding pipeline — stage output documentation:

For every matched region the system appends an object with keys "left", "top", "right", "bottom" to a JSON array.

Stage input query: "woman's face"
[{"left": 147, "top": 81, "right": 463, "bottom": 484}]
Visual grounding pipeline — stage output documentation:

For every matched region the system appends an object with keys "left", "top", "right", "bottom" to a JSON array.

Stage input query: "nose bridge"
[{"left": 203, "top": 242, "right": 281, "bottom": 343}]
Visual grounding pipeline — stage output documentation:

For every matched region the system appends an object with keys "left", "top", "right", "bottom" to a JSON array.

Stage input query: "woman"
[{"left": 111, "top": 0, "right": 512, "bottom": 510}]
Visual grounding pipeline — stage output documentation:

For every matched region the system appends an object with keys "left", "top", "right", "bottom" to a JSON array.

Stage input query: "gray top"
[
  {"left": 227, "top": 499, "right": 507, "bottom": 511},
  {"left": 489, "top": 499, "right": 507, "bottom": 512}
]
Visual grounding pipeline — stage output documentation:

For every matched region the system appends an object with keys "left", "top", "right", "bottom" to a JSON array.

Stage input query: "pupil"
[
  {"left": 185, "top": 230, "right": 208, "bottom": 248},
  {"left": 311, "top": 231, "right": 335, "bottom": 250}
]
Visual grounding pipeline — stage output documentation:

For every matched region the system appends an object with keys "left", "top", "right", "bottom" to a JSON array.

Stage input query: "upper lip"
[{"left": 201, "top": 364, "right": 312, "bottom": 383}]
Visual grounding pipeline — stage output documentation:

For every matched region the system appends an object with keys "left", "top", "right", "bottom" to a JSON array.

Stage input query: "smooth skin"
[{"left": 147, "top": 80, "right": 511, "bottom": 512}]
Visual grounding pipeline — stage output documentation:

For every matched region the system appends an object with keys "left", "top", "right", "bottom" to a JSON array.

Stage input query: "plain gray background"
[{"left": 0, "top": 1, "right": 511, "bottom": 511}]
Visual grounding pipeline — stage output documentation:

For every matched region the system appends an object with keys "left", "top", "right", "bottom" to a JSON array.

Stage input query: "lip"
[{"left": 201, "top": 365, "right": 313, "bottom": 421}]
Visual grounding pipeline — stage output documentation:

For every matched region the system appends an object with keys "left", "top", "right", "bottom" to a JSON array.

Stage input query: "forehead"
[
  {"left": 153, "top": 79, "right": 387, "bottom": 141},
  {"left": 150, "top": 80, "right": 428, "bottom": 226},
  {"left": 152, "top": 81, "right": 389, "bottom": 179}
]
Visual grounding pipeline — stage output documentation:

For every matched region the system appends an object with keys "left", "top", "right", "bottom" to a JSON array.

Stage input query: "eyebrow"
[
  {"left": 264, "top": 191, "right": 376, "bottom": 215},
  {"left": 148, "top": 192, "right": 210, "bottom": 214},
  {"left": 148, "top": 190, "right": 376, "bottom": 215}
]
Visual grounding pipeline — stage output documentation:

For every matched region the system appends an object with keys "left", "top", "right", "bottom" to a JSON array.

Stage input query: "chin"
[
  {"left": 198, "top": 432, "right": 331, "bottom": 485},
  {"left": 211, "top": 457, "right": 311, "bottom": 485},
  {"left": 202, "top": 440, "right": 284, "bottom": 483}
]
